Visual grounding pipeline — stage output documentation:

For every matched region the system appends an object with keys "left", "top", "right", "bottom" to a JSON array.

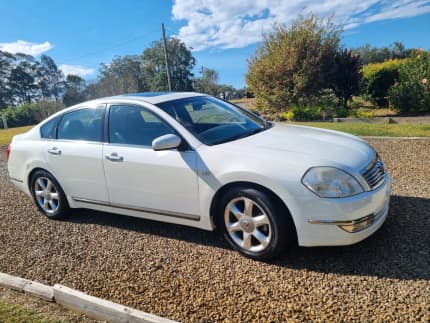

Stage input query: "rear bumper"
[
  {"left": 10, "top": 177, "right": 31, "bottom": 197},
  {"left": 291, "top": 174, "right": 392, "bottom": 247}
]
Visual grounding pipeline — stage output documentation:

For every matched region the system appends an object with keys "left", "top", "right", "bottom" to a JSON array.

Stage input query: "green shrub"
[
  {"left": 1, "top": 104, "right": 36, "bottom": 128},
  {"left": 246, "top": 15, "right": 340, "bottom": 112},
  {"left": 0, "top": 101, "right": 64, "bottom": 128},
  {"left": 282, "top": 103, "right": 350, "bottom": 121},
  {"left": 362, "top": 59, "right": 405, "bottom": 107},
  {"left": 388, "top": 51, "right": 430, "bottom": 115},
  {"left": 288, "top": 105, "right": 322, "bottom": 121},
  {"left": 281, "top": 110, "right": 295, "bottom": 121},
  {"left": 356, "top": 108, "right": 375, "bottom": 118}
]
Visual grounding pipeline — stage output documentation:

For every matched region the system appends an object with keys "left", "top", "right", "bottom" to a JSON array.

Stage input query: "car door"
[
  {"left": 42, "top": 105, "right": 109, "bottom": 203},
  {"left": 102, "top": 104, "right": 200, "bottom": 219}
]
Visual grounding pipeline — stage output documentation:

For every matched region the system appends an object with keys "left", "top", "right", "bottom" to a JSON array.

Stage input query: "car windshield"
[{"left": 156, "top": 96, "right": 270, "bottom": 145}]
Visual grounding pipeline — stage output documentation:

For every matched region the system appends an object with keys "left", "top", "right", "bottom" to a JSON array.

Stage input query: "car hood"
[{"left": 220, "top": 123, "right": 375, "bottom": 171}]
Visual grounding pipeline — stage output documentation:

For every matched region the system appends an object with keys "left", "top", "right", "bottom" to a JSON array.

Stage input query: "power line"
[{"left": 65, "top": 28, "right": 160, "bottom": 62}]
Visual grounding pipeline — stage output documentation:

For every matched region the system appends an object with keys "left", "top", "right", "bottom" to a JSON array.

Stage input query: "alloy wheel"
[
  {"left": 224, "top": 197, "right": 272, "bottom": 252},
  {"left": 34, "top": 177, "right": 60, "bottom": 214}
]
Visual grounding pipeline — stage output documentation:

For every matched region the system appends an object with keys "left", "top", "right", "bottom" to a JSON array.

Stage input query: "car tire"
[
  {"left": 218, "top": 186, "right": 296, "bottom": 261},
  {"left": 30, "top": 170, "right": 69, "bottom": 220}
]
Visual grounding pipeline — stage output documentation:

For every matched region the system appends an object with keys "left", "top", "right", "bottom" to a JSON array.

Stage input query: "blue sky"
[{"left": 1, "top": 0, "right": 430, "bottom": 88}]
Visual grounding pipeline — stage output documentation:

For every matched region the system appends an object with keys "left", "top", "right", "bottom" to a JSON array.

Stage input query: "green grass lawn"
[
  {"left": 294, "top": 122, "right": 430, "bottom": 137},
  {"left": 0, "top": 300, "right": 65, "bottom": 323},
  {"left": 0, "top": 126, "right": 33, "bottom": 145},
  {"left": 0, "top": 122, "right": 429, "bottom": 146}
]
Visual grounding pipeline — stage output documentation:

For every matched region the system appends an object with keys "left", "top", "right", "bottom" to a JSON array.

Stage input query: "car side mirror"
[{"left": 152, "top": 134, "right": 182, "bottom": 151}]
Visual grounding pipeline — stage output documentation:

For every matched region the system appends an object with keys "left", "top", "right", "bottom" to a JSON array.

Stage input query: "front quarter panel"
[{"left": 196, "top": 144, "right": 312, "bottom": 230}]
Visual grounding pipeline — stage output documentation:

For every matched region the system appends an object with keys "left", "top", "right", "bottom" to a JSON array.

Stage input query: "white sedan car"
[{"left": 7, "top": 92, "right": 391, "bottom": 260}]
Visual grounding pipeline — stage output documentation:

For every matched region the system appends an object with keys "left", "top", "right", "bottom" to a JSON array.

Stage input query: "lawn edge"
[{"left": 0, "top": 272, "right": 176, "bottom": 323}]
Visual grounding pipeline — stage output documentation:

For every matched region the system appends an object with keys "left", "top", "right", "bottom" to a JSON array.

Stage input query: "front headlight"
[{"left": 301, "top": 167, "right": 364, "bottom": 198}]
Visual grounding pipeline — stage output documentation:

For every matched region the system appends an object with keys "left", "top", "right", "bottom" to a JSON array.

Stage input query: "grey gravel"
[{"left": 0, "top": 139, "right": 429, "bottom": 322}]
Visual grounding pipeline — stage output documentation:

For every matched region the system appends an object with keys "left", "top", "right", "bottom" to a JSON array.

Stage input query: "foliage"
[
  {"left": 285, "top": 102, "right": 349, "bottom": 121},
  {"left": 283, "top": 105, "right": 323, "bottom": 121},
  {"left": 282, "top": 110, "right": 295, "bottom": 121},
  {"left": 0, "top": 51, "right": 15, "bottom": 107},
  {"left": 193, "top": 67, "right": 219, "bottom": 96},
  {"left": 141, "top": 37, "right": 195, "bottom": 91},
  {"left": 355, "top": 108, "right": 375, "bottom": 118},
  {"left": 87, "top": 55, "right": 146, "bottom": 99},
  {"left": 246, "top": 14, "right": 341, "bottom": 111},
  {"left": 362, "top": 59, "right": 405, "bottom": 107},
  {"left": 63, "top": 74, "right": 87, "bottom": 106},
  {"left": 353, "top": 42, "right": 415, "bottom": 65},
  {"left": 0, "top": 101, "right": 64, "bottom": 128},
  {"left": 265, "top": 91, "right": 348, "bottom": 121},
  {"left": 0, "top": 51, "right": 64, "bottom": 107},
  {"left": 0, "top": 104, "right": 36, "bottom": 127},
  {"left": 8, "top": 55, "right": 40, "bottom": 105},
  {"left": 330, "top": 49, "right": 362, "bottom": 108},
  {"left": 388, "top": 51, "right": 430, "bottom": 115},
  {"left": 191, "top": 67, "right": 242, "bottom": 99},
  {"left": 39, "top": 55, "right": 65, "bottom": 100},
  {"left": 1, "top": 37, "right": 199, "bottom": 107}
]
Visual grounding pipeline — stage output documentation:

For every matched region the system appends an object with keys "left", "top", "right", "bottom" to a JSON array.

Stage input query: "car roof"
[
  {"left": 39, "top": 92, "right": 208, "bottom": 126},
  {"left": 99, "top": 91, "right": 206, "bottom": 105}
]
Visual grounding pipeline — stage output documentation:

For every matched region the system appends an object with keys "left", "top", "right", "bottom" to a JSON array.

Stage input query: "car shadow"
[{"left": 67, "top": 195, "right": 429, "bottom": 281}]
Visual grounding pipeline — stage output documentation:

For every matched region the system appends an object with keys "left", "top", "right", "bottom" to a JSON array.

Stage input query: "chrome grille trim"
[{"left": 362, "top": 157, "right": 386, "bottom": 190}]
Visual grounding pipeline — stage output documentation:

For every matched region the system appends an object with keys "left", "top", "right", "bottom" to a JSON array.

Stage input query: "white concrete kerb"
[{"left": 0, "top": 272, "right": 176, "bottom": 323}]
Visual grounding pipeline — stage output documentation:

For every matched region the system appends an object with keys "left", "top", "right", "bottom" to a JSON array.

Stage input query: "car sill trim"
[
  {"left": 72, "top": 197, "right": 200, "bottom": 221},
  {"left": 9, "top": 177, "right": 23, "bottom": 183}
]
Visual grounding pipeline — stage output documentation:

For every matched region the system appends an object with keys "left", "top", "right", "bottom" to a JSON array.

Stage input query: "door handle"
[
  {"left": 105, "top": 153, "right": 123, "bottom": 162},
  {"left": 48, "top": 147, "right": 61, "bottom": 155}
]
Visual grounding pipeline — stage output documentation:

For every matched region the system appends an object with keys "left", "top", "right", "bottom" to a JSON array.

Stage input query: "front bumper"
[
  {"left": 308, "top": 201, "right": 389, "bottom": 233},
  {"left": 291, "top": 174, "right": 392, "bottom": 247}
]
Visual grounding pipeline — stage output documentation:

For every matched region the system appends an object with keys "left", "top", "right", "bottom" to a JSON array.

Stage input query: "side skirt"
[{"left": 71, "top": 197, "right": 201, "bottom": 221}]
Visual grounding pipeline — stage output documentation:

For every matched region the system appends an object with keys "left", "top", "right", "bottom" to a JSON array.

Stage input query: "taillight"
[{"left": 6, "top": 144, "right": 11, "bottom": 160}]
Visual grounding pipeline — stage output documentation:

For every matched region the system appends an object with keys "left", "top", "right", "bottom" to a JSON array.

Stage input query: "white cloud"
[
  {"left": 59, "top": 64, "right": 94, "bottom": 77},
  {"left": 172, "top": 0, "right": 430, "bottom": 51},
  {"left": 0, "top": 40, "right": 53, "bottom": 55}
]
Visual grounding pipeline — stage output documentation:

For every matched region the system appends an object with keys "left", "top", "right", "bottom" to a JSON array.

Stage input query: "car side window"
[
  {"left": 40, "top": 115, "right": 61, "bottom": 139},
  {"left": 109, "top": 105, "right": 174, "bottom": 146},
  {"left": 57, "top": 108, "right": 104, "bottom": 142}
]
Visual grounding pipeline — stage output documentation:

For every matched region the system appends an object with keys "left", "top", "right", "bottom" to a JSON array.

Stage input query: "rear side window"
[
  {"left": 40, "top": 116, "right": 60, "bottom": 139},
  {"left": 57, "top": 108, "right": 105, "bottom": 142}
]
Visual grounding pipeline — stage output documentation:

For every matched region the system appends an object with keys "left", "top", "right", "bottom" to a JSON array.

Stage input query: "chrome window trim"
[{"left": 41, "top": 138, "right": 105, "bottom": 145}]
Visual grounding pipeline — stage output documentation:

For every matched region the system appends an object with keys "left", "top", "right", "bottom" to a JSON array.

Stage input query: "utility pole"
[{"left": 162, "top": 23, "right": 172, "bottom": 92}]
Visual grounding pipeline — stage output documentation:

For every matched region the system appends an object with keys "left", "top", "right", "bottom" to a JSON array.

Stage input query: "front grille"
[{"left": 362, "top": 157, "right": 386, "bottom": 189}]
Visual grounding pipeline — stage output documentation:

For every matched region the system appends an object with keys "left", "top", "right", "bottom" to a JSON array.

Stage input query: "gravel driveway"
[{"left": 0, "top": 139, "right": 429, "bottom": 322}]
